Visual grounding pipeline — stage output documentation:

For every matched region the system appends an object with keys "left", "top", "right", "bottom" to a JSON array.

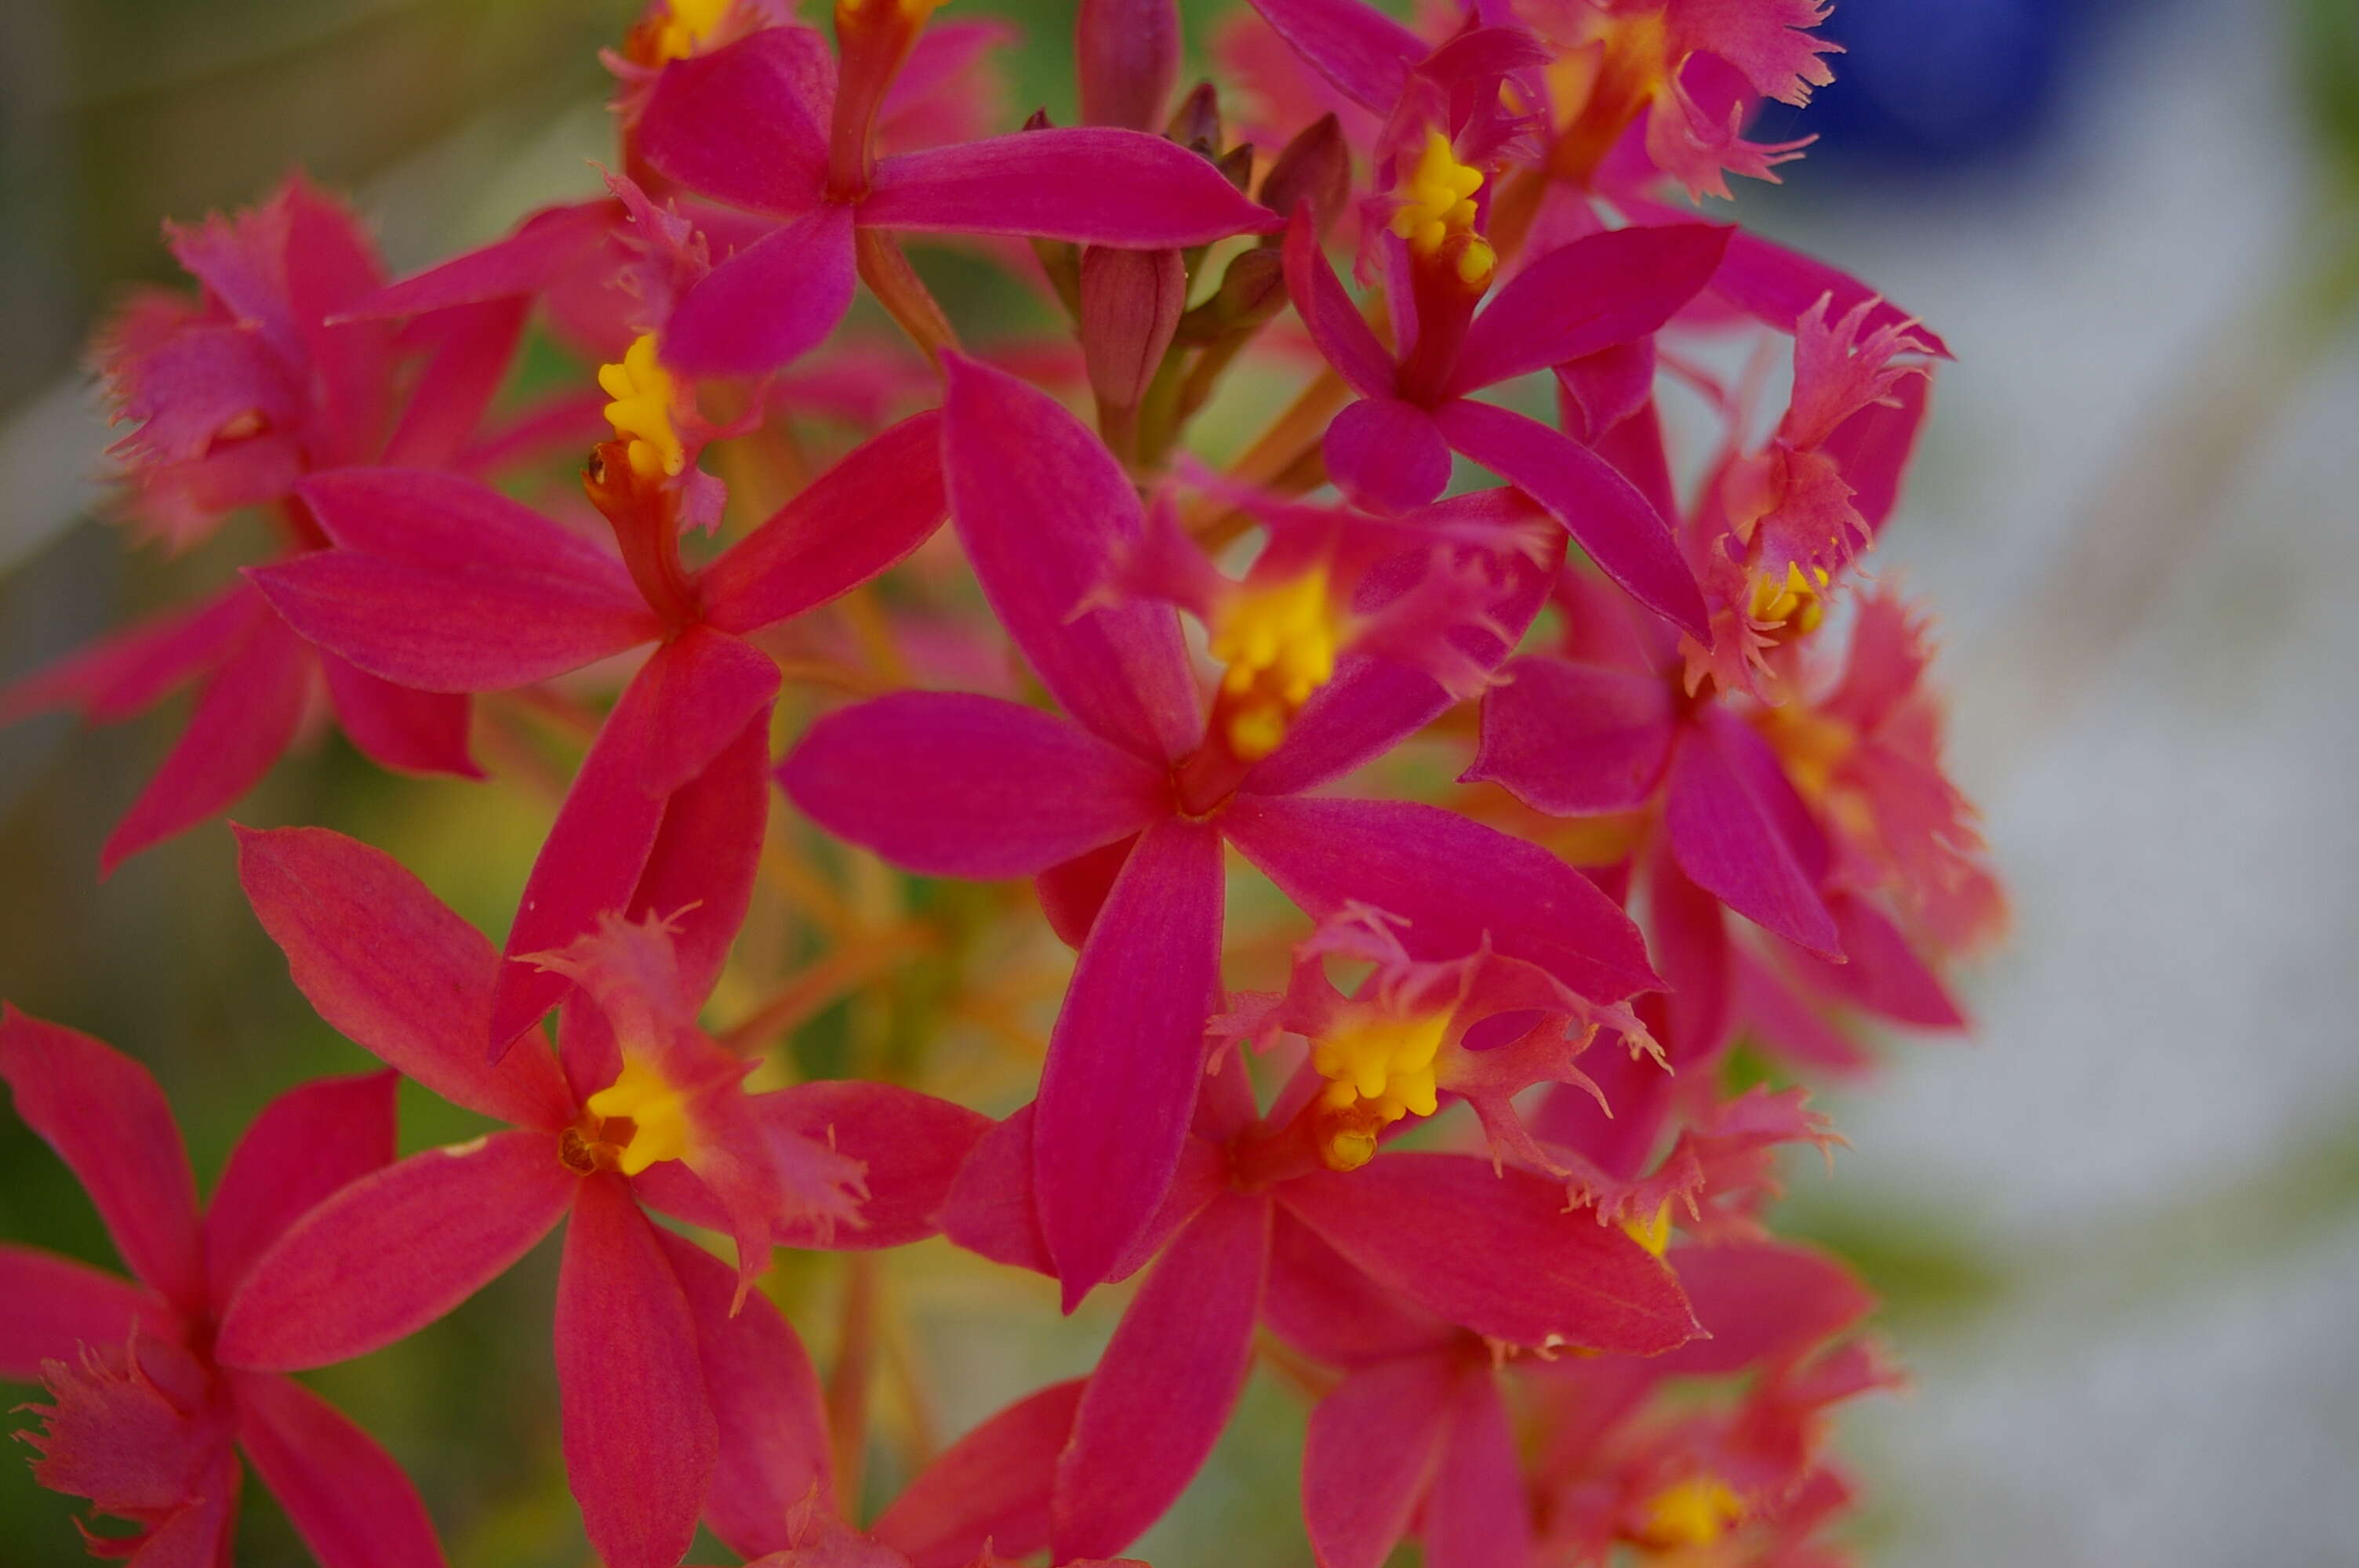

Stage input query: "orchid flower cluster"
[{"left": 2, "top": 1, "right": 2005, "bottom": 1565}]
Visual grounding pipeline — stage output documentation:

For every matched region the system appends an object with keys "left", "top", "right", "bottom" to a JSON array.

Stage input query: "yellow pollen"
[
  {"left": 1208, "top": 568, "right": 1343, "bottom": 761},
  {"left": 598, "top": 333, "right": 687, "bottom": 481},
  {"left": 583, "top": 1055, "right": 695, "bottom": 1175},
  {"left": 1637, "top": 1475, "right": 1743, "bottom": 1549},
  {"left": 1389, "top": 131, "right": 1486, "bottom": 256},
  {"left": 1310, "top": 1012, "right": 1447, "bottom": 1169},
  {"left": 1621, "top": 1199, "right": 1674, "bottom": 1258},
  {"left": 1757, "top": 704, "right": 1856, "bottom": 802},
  {"left": 1748, "top": 561, "right": 1830, "bottom": 636},
  {"left": 650, "top": 0, "right": 731, "bottom": 61}
]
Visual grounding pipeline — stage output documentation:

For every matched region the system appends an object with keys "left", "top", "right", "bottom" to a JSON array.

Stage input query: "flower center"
[
  {"left": 649, "top": 0, "right": 731, "bottom": 62},
  {"left": 598, "top": 333, "right": 688, "bottom": 481},
  {"left": 1748, "top": 560, "right": 1830, "bottom": 641},
  {"left": 1208, "top": 568, "right": 1343, "bottom": 762},
  {"left": 1636, "top": 1474, "right": 1743, "bottom": 1550},
  {"left": 1308, "top": 1012, "right": 1446, "bottom": 1171},
  {"left": 1621, "top": 1197, "right": 1674, "bottom": 1258},
  {"left": 579, "top": 1055, "right": 695, "bottom": 1176},
  {"left": 1390, "top": 131, "right": 1492, "bottom": 278}
]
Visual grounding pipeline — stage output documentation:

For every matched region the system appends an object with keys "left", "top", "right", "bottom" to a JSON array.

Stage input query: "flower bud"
[
  {"left": 1166, "top": 80, "right": 1222, "bottom": 154},
  {"left": 1260, "top": 114, "right": 1351, "bottom": 236},
  {"left": 1078, "top": 245, "right": 1187, "bottom": 410},
  {"left": 1077, "top": 0, "right": 1180, "bottom": 131}
]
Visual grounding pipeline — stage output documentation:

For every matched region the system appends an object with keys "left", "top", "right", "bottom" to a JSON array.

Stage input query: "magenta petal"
[
  {"left": 1078, "top": 0, "right": 1180, "bottom": 128},
  {"left": 555, "top": 1177, "right": 716, "bottom": 1568},
  {"left": 0, "top": 586, "right": 252, "bottom": 726},
  {"left": 759, "top": 1082, "right": 990, "bottom": 1250},
  {"left": 1781, "top": 891, "right": 1966, "bottom": 1029},
  {"left": 652, "top": 1232, "right": 827, "bottom": 1560},
  {"left": 1323, "top": 397, "right": 1453, "bottom": 514},
  {"left": 872, "top": 1379, "right": 1085, "bottom": 1568},
  {"left": 1821, "top": 368, "right": 1931, "bottom": 541},
  {"left": 780, "top": 691, "right": 1172, "bottom": 879},
  {"left": 1281, "top": 208, "right": 1398, "bottom": 399},
  {"left": 616, "top": 628, "right": 781, "bottom": 798},
  {"left": 0, "top": 1244, "right": 165, "bottom": 1381},
  {"left": 626, "top": 717, "right": 769, "bottom": 1004},
  {"left": 1276, "top": 1154, "right": 1697, "bottom": 1352},
  {"left": 1655, "top": 1240, "right": 1874, "bottom": 1377},
  {"left": 1219, "top": 794, "right": 1659, "bottom": 1000},
  {"left": 1244, "top": 0, "right": 1426, "bottom": 113},
  {"left": 1421, "top": 1371, "right": 1531, "bottom": 1568},
  {"left": 1263, "top": 1213, "right": 1452, "bottom": 1368},
  {"left": 1709, "top": 226, "right": 1951, "bottom": 358},
  {"left": 1302, "top": 1355, "right": 1455, "bottom": 1568},
  {"left": 1053, "top": 1194, "right": 1270, "bottom": 1560},
  {"left": 637, "top": 28, "right": 834, "bottom": 216},
  {"left": 378, "top": 298, "right": 529, "bottom": 470},
  {"left": 0, "top": 1008, "right": 205, "bottom": 1313},
  {"left": 941, "top": 353, "right": 1200, "bottom": 761},
  {"left": 867, "top": 129, "right": 1277, "bottom": 245},
  {"left": 214, "top": 1129, "right": 576, "bottom": 1370},
  {"left": 319, "top": 656, "right": 481, "bottom": 779},
  {"left": 661, "top": 205, "right": 856, "bottom": 378},
  {"left": 234, "top": 826, "right": 576, "bottom": 1131},
  {"left": 205, "top": 1069, "right": 398, "bottom": 1305},
  {"left": 1034, "top": 819, "right": 1225, "bottom": 1303},
  {"left": 1462, "top": 655, "right": 1677, "bottom": 815},
  {"left": 1035, "top": 834, "right": 1137, "bottom": 949},
  {"left": 1447, "top": 223, "right": 1732, "bottom": 396},
  {"left": 229, "top": 1370, "right": 449, "bottom": 1568},
  {"left": 294, "top": 469, "right": 640, "bottom": 586},
  {"left": 701, "top": 410, "right": 946, "bottom": 634},
  {"left": 347, "top": 201, "right": 616, "bottom": 319},
  {"left": 101, "top": 608, "right": 311, "bottom": 873},
  {"left": 1664, "top": 720, "right": 1840, "bottom": 957},
  {"left": 1431, "top": 397, "right": 1707, "bottom": 637}
]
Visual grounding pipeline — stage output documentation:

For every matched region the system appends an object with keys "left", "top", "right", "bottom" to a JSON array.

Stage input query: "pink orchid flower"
[
  {"left": 214, "top": 826, "right": 990, "bottom": 1568},
  {"left": 779, "top": 352, "right": 1656, "bottom": 1301},
  {"left": 1, "top": 1008, "right": 444, "bottom": 1568}
]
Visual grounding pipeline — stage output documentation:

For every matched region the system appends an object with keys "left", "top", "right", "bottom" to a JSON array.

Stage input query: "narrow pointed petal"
[
  {"left": 318, "top": 656, "right": 481, "bottom": 778},
  {"left": 873, "top": 1380, "right": 1085, "bottom": 1568},
  {"left": 1302, "top": 1356, "right": 1455, "bottom": 1568},
  {"left": 347, "top": 201, "right": 616, "bottom": 319},
  {"left": 1462, "top": 656, "right": 1678, "bottom": 815},
  {"left": 1323, "top": 397, "right": 1452, "bottom": 514},
  {"left": 378, "top": 297, "right": 530, "bottom": 470},
  {"left": 556, "top": 1177, "right": 716, "bottom": 1568},
  {"left": 780, "top": 691, "right": 1173, "bottom": 879},
  {"left": 637, "top": 28, "right": 834, "bottom": 216},
  {"left": 101, "top": 610, "right": 311, "bottom": 873},
  {"left": 1664, "top": 720, "right": 1840, "bottom": 957},
  {"left": 1710, "top": 227, "right": 1950, "bottom": 357},
  {"left": 1036, "top": 834, "right": 1138, "bottom": 949},
  {"left": 1447, "top": 224, "right": 1732, "bottom": 396},
  {"left": 1035, "top": 820, "right": 1225, "bottom": 1302},
  {"left": 1054, "top": 1194, "right": 1270, "bottom": 1559},
  {"left": 1263, "top": 1213, "right": 1453, "bottom": 1367},
  {"left": 0, "top": 1008, "right": 205, "bottom": 1312},
  {"left": 234, "top": 826, "right": 576, "bottom": 1130},
  {"left": 0, "top": 586, "right": 252, "bottom": 726},
  {"left": 1277, "top": 1154, "right": 1696, "bottom": 1352},
  {"left": 205, "top": 1069, "right": 398, "bottom": 1304},
  {"left": 295, "top": 469, "right": 641, "bottom": 585},
  {"left": 1244, "top": 0, "right": 1425, "bottom": 113},
  {"left": 653, "top": 1232, "right": 827, "bottom": 1560},
  {"left": 867, "top": 130, "right": 1278, "bottom": 246},
  {"left": 942, "top": 353, "right": 1200, "bottom": 761},
  {"left": 229, "top": 1370, "right": 448, "bottom": 1568},
  {"left": 1078, "top": 0, "right": 1180, "bottom": 129},
  {"left": 1655, "top": 1240, "right": 1874, "bottom": 1377},
  {"left": 661, "top": 205, "right": 856, "bottom": 379},
  {"left": 1431, "top": 397, "right": 1707, "bottom": 637},
  {"left": 758, "top": 1082, "right": 991, "bottom": 1249},
  {"left": 701, "top": 410, "right": 947, "bottom": 634},
  {"left": 1421, "top": 1372, "right": 1531, "bottom": 1568},
  {"left": 626, "top": 716, "right": 769, "bottom": 1005},
  {"left": 0, "top": 1245, "right": 166, "bottom": 1381},
  {"left": 1779, "top": 891, "right": 1965, "bottom": 1028},
  {"left": 1219, "top": 794, "right": 1659, "bottom": 1000},
  {"left": 1281, "top": 208, "right": 1398, "bottom": 398},
  {"left": 214, "top": 1129, "right": 575, "bottom": 1370}
]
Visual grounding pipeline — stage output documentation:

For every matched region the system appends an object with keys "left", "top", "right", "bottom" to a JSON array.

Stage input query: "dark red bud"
[
  {"left": 1078, "top": 246, "right": 1187, "bottom": 409},
  {"left": 1077, "top": 0, "right": 1180, "bottom": 131},
  {"left": 1166, "top": 81, "right": 1221, "bottom": 152},
  {"left": 1261, "top": 114, "right": 1352, "bottom": 237}
]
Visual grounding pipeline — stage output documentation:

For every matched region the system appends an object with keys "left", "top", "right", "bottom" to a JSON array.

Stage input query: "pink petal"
[
  {"left": 1462, "top": 655, "right": 1678, "bottom": 815},
  {"left": 1280, "top": 207, "right": 1398, "bottom": 399},
  {"left": 1447, "top": 223, "right": 1732, "bottom": 396},
  {"left": 1078, "top": 0, "right": 1182, "bottom": 129},
  {"left": 942, "top": 353, "right": 1201, "bottom": 762},
  {"left": 1262, "top": 1212, "right": 1451, "bottom": 1368},
  {"left": 205, "top": 1069, "right": 399, "bottom": 1305},
  {"left": 1034, "top": 820, "right": 1226, "bottom": 1304},
  {"left": 100, "top": 608, "right": 311, "bottom": 873},
  {"left": 0, "top": 1244, "right": 166, "bottom": 1382},
  {"left": 1731, "top": 949, "right": 1871, "bottom": 1073},
  {"left": 1420, "top": 1371, "right": 1531, "bottom": 1568},
  {"left": 378, "top": 298, "right": 530, "bottom": 470},
  {"left": 1820, "top": 365, "right": 1930, "bottom": 541},
  {"left": 1664, "top": 717, "right": 1840, "bottom": 957},
  {"left": 1218, "top": 793, "right": 1659, "bottom": 1000},
  {"left": 213, "top": 1129, "right": 576, "bottom": 1370},
  {"left": 1036, "top": 835, "right": 1138, "bottom": 949},
  {"left": 866, "top": 130, "right": 1278, "bottom": 246},
  {"left": 637, "top": 28, "right": 834, "bottom": 216},
  {"left": 1276, "top": 1153, "right": 1698, "bottom": 1352},
  {"left": 653, "top": 1231, "right": 827, "bottom": 1560},
  {"left": 661, "top": 205, "right": 856, "bottom": 378},
  {"left": 701, "top": 410, "right": 947, "bottom": 635},
  {"left": 759, "top": 1082, "right": 991, "bottom": 1249},
  {"left": 555, "top": 1176, "right": 716, "bottom": 1568},
  {"left": 1644, "top": 847, "right": 1734, "bottom": 1061},
  {"left": 1302, "top": 1355, "right": 1456, "bottom": 1568},
  {"left": 1242, "top": 0, "right": 1426, "bottom": 113},
  {"left": 871, "top": 1379, "right": 1085, "bottom": 1568},
  {"left": 0, "top": 1008, "right": 205, "bottom": 1312},
  {"left": 1707, "top": 226, "right": 1950, "bottom": 358},
  {"left": 1431, "top": 397, "right": 1707, "bottom": 637},
  {"left": 940, "top": 1108, "right": 1227, "bottom": 1283},
  {"left": 0, "top": 585, "right": 252, "bottom": 726},
  {"left": 780, "top": 691, "right": 1174, "bottom": 879},
  {"left": 1322, "top": 397, "right": 1453, "bottom": 514},
  {"left": 1053, "top": 1194, "right": 1270, "bottom": 1559},
  {"left": 1555, "top": 339, "right": 1659, "bottom": 444},
  {"left": 1779, "top": 891, "right": 1965, "bottom": 1029},
  {"left": 234, "top": 826, "right": 576, "bottom": 1130},
  {"left": 347, "top": 201, "right": 617, "bottom": 319},
  {"left": 1653, "top": 1239, "right": 1874, "bottom": 1377},
  {"left": 318, "top": 655, "right": 481, "bottom": 778},
  {"left": 294, "top": 468, "right": 640, "bottom": 586},
  {"left": 229, "top": 1370, "right": 448, "bottom": 1568},
  {"left": 626, "top": 716, "right": 770, "bottom": 1004}
]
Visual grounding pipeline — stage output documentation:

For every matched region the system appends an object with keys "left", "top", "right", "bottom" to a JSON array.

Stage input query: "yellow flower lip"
[
  {"left": 1208, "top": 567, "right": 1344, "bottom": 762},
  {"left": 649, "top": 0, "right": 731, "bottom": 64},
  {"left": 1307, "top": 1011, "right": 1448, "bottom": 1171},
  {"left": 581, "top": 1054, "right": 695, "bottom": 1175},
  {"left": 598, "top": 332, "right": 688, "bottom": 481},
  {"left": 1389, "top": 130, "right": 1487, "bottom": 256}
]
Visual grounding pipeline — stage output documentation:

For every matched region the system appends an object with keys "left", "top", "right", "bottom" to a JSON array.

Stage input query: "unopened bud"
[
  {"left": 1216, "top": 142, "right": 1256, "bottom": 194},
  {"left": 1077, "top": 0, "right": 1180, "bottom": 131},
  {"left": 1261, "top": 114, "right": 1350, "bottom": 236},
  {"left": 1078, "top": 245, "right": 1187, "bottom": 409},
  {"left": 1211, "top": 247, "right": 1285, "bottom": 330},
  {"left": 1166, "top": 81, "right": 1221, "bottom": 154}
]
